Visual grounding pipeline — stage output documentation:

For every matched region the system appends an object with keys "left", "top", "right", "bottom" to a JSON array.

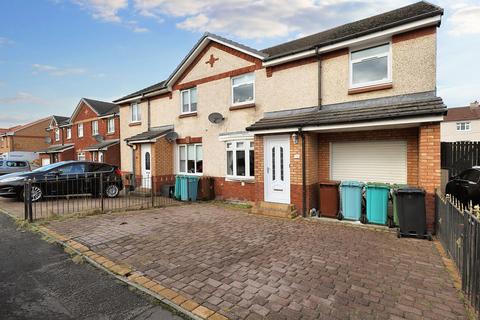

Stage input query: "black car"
[
  {"left": 0, "top": 161, "right": 123, "bottom": 202},
  {"left": 445, "top": 167, "right": 480, "bottom": 206}
]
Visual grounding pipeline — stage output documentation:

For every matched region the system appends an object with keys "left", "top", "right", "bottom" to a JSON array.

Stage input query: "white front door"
[
  {"left": 141, "top": 144, "right": 152, "bottom": 188},
  {"left": 264, "top": 135, "right": 290, "bottom": 204}
]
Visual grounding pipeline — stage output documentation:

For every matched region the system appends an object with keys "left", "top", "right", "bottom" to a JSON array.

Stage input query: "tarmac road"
[{"left": 0, "top": 213, "right": 185, "bottom": 320}]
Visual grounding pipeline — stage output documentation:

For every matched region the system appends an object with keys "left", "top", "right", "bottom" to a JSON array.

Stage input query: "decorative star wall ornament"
[{"left": 205, "top": 54, "right": 219, "bottom": 67}]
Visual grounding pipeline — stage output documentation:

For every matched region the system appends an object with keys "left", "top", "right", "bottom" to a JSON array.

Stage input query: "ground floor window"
[
  {"left": 77, "top": 152, "right": 85, "bottom": 161},
  {"left": 227, "top": 140, "right": 254, "bottom": 179},
  {"left": 178, "top": 144, "right": 202, "bottom": 174}
]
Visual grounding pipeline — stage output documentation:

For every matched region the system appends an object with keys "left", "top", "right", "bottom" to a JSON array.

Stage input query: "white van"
[{"left": 0, "top": 152, "right": 39, "bottom": 162}]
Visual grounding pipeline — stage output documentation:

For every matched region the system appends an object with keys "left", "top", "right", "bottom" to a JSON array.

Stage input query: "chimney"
[{"left": 470, "top": 100, "right": 479, "bottom": 109}]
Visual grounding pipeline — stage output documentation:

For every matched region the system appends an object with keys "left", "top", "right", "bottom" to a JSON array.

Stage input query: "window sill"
[
  {"left": 225, "top": 177, "right": 255, "bottom": 183},
  {"left": 348, "top": 82, "right": 392, "bottom": 95},
  {"left": 106, "top": 132, "right": 115, "bottom": 136},
  {"left": 176, "top": 172, "right": 203, "bottom": 177},
  {"left": 179, "top": 112, "right": 197, "bottom": 119},
  {"left": 229, "top": 103, "right": 256, "bottom": 111},
  {"left": 129, "top": 122, "right": 141, "bottom": 127}
]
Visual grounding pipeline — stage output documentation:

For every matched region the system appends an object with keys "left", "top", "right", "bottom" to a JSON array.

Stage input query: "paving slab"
[{"left": 46, "top": 203, "right": 468, "bottom": 319}]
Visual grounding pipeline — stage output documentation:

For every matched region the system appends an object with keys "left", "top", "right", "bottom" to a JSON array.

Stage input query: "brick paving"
[{"left": 46, "top": 204, "right": 467, "bottom": 320}]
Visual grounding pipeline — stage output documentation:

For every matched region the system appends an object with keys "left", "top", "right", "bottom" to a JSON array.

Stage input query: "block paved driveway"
[{"left": 47, "top": 204, "right": 466, "bottom": 320}]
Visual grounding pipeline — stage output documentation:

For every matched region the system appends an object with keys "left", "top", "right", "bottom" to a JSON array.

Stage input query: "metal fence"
[
  {"left": 436, "top": 191, "right": 480, "bottom": 316},
  {"left": 23, "top": 174, "right": 179, "bottom": 221}
]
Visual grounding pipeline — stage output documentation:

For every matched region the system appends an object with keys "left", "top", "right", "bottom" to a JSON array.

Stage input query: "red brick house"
[{"left": 39, "top": 98, "right": 120, "bottom": 167}]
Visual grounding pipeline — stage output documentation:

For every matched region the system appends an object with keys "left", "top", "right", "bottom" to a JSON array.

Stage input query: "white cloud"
[
  {"left": 448, "top": 5, "right": 480, "bottom": 35},
  {"left": 133, "top": 0, "right": 410, "bottom": 39},
  {"left": 0, "top": 92, "right": 49, "bottom": 106},
  {"left": 0, "top": 37, "right": 13, "bottom": 46},
  {"left": 73, "top": 0, "right": 128, "bottom": 22},
  {"left": 32, "top": 64, "right": 87, "bottom": 76}
]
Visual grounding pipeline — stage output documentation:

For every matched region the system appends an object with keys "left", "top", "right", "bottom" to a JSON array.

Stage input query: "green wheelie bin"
[
  {"left": 365, "top": 183, "right": 390, "bottom": 225},
  {"left": 391, "top": 184, "right": 408, "bottom": 226}
]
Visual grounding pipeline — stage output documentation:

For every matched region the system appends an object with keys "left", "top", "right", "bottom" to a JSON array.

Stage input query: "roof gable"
[{"left": 70, "top": 98, "right": 118, "bottom": 122}]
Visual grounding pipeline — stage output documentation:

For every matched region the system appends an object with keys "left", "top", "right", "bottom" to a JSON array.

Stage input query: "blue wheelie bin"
[
  {"left": 339, "top": 181, "right": 364, "bottom": 221},
  {"left": 365, "top": 183, "right": 390, "bottom": 225},
  {"left": 186, "top": 176, "right": 200, "bottom": 201},
  {"left": 174, "top": 175, "right": 182, "bottom": 200}
]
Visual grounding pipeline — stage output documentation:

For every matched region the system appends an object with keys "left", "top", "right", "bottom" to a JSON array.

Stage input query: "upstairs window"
[
  {"left": 130, "top": 102, "right": 141, "bottom": 122},
  {"left": 66, "top": 127, "right": 72, "bottom": 140},
  {"left": 232, "top": 73, "right": 254, "bottom": 105},
  {"left": 78, "top": 123, "right": 84, "bottom": 138},
  {"left": 181, "top": 87, "right": 197, "bottom": 114},
  {"left": 227, "top": 140, "right": 254, "bottom": 179},
  {"left": 350, "top": 43, "right": 391, "bottom": 88},
  {"left": 54, "top": 128, "right": 60, "bottom": 141},
  {"left": 92, "top": 120, "right": 99, "bottom": 135},
  {"left": 457, "top": 122, "right": 471, "bottom": 132},
  {"left": 107, "top": 118, "right": 115, "bottom": 133}
]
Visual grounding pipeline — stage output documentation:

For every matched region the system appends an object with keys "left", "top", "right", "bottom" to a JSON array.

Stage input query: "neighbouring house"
[
  {"left": 39, "top": 98, "right": 120, "bottom": 167},
  {"left": 441, "top": 101, "right": 480, "bottom": 142},
  {"left": 0, "top": 118, "right": 51, "bottom": 154},
  {"left": 115, "top": 1, "right": 445, "bottom": 230}
]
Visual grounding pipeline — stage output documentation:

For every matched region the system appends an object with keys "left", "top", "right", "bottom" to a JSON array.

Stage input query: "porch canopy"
[
  {"left": 125, "top": 125, "right": 174, "bottom": 145},
  {"left": 38, "top": 144, "right": 74, "bottom": 154},
  {"left": 83, "top": 139, "right": 119, "bottom": 152},
  {"left": 246, "top": 91, "right": 446, "bottom": 133}
]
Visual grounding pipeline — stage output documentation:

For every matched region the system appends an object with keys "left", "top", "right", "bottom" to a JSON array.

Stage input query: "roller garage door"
[{"left": 330, "top": 140, "right": 407, "bottom": 184}]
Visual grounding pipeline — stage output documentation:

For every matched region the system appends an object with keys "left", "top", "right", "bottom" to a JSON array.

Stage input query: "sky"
[{"left": 0, "top": 0, "right": 478, "bottom": 128}]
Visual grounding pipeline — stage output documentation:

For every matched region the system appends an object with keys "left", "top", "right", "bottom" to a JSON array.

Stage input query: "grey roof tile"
[
  {"left": 125, "top": 125, "right": 174, "bottom": 143},
  {"left": 246, "top": 92, "right": 446, "bottom": 131},
  {"left": 83, "top": 98, "right": 119, "bottom": 116}
]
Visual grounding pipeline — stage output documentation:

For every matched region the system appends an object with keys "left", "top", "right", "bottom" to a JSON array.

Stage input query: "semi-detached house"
[{"left": 115, "top": 1, "right": 445, "bottom": 230}]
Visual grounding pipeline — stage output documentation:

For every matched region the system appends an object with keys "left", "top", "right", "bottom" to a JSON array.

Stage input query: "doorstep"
[{"left": 307, "top": 216, "right": 396, "bottom": 233}]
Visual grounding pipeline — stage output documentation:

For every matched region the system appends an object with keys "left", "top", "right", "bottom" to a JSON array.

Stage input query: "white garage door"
[{"left": 331, "top": 140, "right": 407, "bottom": 184}]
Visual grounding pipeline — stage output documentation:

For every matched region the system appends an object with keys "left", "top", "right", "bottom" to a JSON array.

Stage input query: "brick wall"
[
  {"left": 418, "top": 123, "right": 441, "bottom": 229},
  {"left": 105, "top": 144, "right": 121, "bottom": 167},
  {"left": 254, "top": 135, "right": 264, "bottom": 202},
  {"left": 214, "top": 178, "right": 256, "bottom": 202}
]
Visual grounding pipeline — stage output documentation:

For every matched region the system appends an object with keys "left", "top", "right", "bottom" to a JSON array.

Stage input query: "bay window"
[
  {"left": 232, "top": 73, "right": 254, "bottom": 105},
  {"left": 181, "top": 87, "right": 197, "bottom": 114},
  {"left": 226, "top": 140, "right": 254, "bottom": 179},
  {"left": 350, "top": 43, "right": 391, "bottom": 88},
  {"left": 178, "top": 144, "right": 202, "bottom": 174}
]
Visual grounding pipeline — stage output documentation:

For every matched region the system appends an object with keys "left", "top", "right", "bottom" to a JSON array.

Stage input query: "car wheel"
[{"left": 105, "top": 184, "right": 119, "bottom": 198}]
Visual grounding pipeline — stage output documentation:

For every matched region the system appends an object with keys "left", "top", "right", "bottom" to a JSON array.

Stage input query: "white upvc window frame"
[
  {"left": 349, "top": 41, "right": 392, "bottom": 89},
  {"left": 456, "top": 121, "right": 471, "bottom": 132},
  {"left": 66, "top": 127, "right": 72, "bottom": 140},
  {"left": 180, "top": 87, "right": 197, "bottom": 114},
  {"left": 231, "top": 73, "right": 255, "bottom": 106},
  {"left": 77, "top": 123, "right": 84, "bottom": 138},
  {"left": 92, "top": 120, "right": 99, "bottom": 136},
  {"left": 54, "top": 128, "right": 60, "bottom": 141},
  {"left": 107, "top": 117, "right": 115, "bottom": 133},
  {"left": 130, "top": 102, "right": 141, "bottom": 123},
  {"left": 226, "top": 139, "right": 254, "bottom": 181},
  {"left": 177, "top": 143, "right": 203, "bottom": 175},
  {"left": 77, "top": 152, "right": 85, "bottom": 161}
]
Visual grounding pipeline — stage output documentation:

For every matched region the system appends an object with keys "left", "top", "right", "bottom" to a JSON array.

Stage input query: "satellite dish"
[
  {"left": 208, "top": 112, "right": 224, "bottom": 124},
  {"left": 165, "top": 131, "right": 179, "bottom": 143},
  {"left": 45, "top": 137, "right": 51, "bottom": 144}
]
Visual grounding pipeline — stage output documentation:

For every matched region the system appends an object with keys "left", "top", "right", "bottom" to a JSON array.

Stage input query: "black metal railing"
[
  {"left": 23, "top": 174, "right": 178, "bottom": 221},
  {"left": 436, "top": 191, "right": 480, "bottom": 316}
]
